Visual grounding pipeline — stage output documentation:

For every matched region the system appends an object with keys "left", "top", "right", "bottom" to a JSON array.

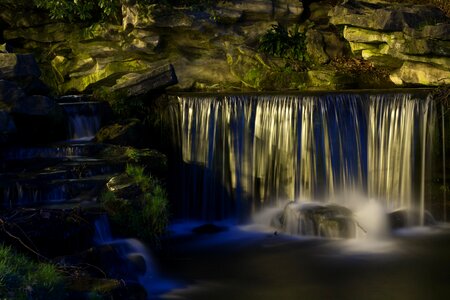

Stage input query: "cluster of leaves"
[
  {"left": 33, "top": 0, "right": 122, "bottom": 22},
  {"left": 32, "top": 0, "right": 222, "bottom": 23},
  {"left": 101, "top": 164, "right": 169, "bottom": 242},
  {"left": 259, "top": 23, "right": 309, "bottom": 70},
  {"left": 0, "top": 244, "right": 65, "bottom": 299}
]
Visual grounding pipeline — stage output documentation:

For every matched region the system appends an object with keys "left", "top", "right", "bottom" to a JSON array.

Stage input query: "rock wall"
[
  {"left": 329, "top": 0, "right": 450, "bottom": 86},
  {"left": 0, "top": 0, "right": 449, "bottom": 94},
  {"left": 0, "top": 48, "right": 67, "bottom": 144}
]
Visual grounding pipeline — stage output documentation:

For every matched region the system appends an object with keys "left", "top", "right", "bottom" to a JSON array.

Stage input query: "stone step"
[
  {"left": 0, "top": 175, "right": 114, "bottom": 208},
  {"left": 1, "top": 143, "right": 107, "bottom": 161}
]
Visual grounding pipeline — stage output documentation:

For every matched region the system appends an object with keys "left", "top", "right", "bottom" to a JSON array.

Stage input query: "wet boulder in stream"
[
  {"left": 273, "top": 202, "right": 357, "bottom": 238},
  {"left": 388, "top": 209, "right": 437, "bottom": 230}
]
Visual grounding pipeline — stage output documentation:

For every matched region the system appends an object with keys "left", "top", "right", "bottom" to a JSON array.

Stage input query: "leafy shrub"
[
  {"left": 101, "top": 164, "right": 169, "bottom": 241},
  {"left": 0, "top": 245, "right": 65, "bottom": 300},
  {"left": 32, "top": 0, "right": 222, "bottom": 23},
  {"left": 33, "top": 0, "right": 122, "bottom": 22},
  {"left": 259, "top": 23, "right": 309, "bottom": 70}
]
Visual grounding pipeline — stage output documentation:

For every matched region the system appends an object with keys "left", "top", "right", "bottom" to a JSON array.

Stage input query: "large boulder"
[
  {"left": 306, "top": 29, "right": 330, "bottom": 65},
  {"left": 329, "top": 0, "right": 448, "bottom": 31},
  {"left": 60, "top": 58, "right": 153, "bottom": 94},
  {"left": 110, "top": 64, "right": 178, "bottom": 97},
  {"left": 388, "top": 209, "right": 436, "bottom": 229},
  {"left": 390, "top": 61, "right": 450, "bottom": 86}
]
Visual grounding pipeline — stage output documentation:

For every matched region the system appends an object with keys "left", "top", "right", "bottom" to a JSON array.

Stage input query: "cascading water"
[
  {"left": 0, "top": 96, "right": 110, "bottom": 207},
  {"left": 169, "top": 91, "right": 443, "bottom": 232},
  {"left": 94, "top": 215, "right": 177, "bottom": 299},
  {"left": 60, "top": 101, "right": 102, "bottom": 141}
]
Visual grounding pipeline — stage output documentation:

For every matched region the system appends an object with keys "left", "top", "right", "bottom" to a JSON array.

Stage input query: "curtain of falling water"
[
  {"left": 367, "top": 94, "right": 435, "bottom": 221},
  {"left": 169, "top": 93, "right": 436, "bottom": 222}
]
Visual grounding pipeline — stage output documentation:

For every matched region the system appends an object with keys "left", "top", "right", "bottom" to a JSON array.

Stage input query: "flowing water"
[
  {"left": 168, "top": 91, "right": 444, "bottom": 226},
  {"left": 94, "top": 215, "right": 178, "bottom": 298},
  {"left": 59, "top": 101, "right": 102, "bottom": 142},
  {"left": 156, "top": 92, "right": 450, "bottom": 299},
  {"left": 0, "top": 99, "right": 110, "bottom": 207},
  {"left": 1, "top": 90, "right": 448, "bottom": 299}
]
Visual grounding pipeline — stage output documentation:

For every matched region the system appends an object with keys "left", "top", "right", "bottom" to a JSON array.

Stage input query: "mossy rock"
[
  {"left": 59, "top": 59, "right": 151, "bottom": 93},
  {"left": 307, "top": 69, "right": 354, "bottom": 89},
  {"left": 390, "top": 61, "right": 450, "bottom": 86},
  {"left": 95, "top": 119, "right": 144, "bottom": 146}
]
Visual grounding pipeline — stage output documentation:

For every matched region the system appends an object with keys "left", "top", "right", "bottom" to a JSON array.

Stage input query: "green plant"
[
  {"left": 0, "top": 245, "right": 65, "bottom": 300},
  {"left": 125, "top": 147, "right": 141, "bottom": 162},
  {"left": 126, "top": 164, "right": 154, "bottom": 192},
  {"left": 101, "top": 165, "right": 169, "bottom": 241},
  {"left": 259, "top": 23, "right": 309, "bottom": 69},
  {"left": 143, "top": 185, "right": 169, "bottom": 235},
  {"left": 33, "top": 0, "right": 121, "bottom": 22}
]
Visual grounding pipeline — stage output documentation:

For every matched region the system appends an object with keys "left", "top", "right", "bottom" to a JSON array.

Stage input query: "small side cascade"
[
  {"left": 58, "top": 96, "right": 104, "bottom": 141},
  {"left": 93, "top": 215, "right": 159, "bottom": 298},
  {"left": 0, "top": 94, "right": 117, "bottom": 208}
]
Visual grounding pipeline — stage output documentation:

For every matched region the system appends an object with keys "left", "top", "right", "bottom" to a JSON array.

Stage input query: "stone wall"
[
  {"left": 0, "top": 0, "right": 449, "bottom": 94},
  {"left": 329, "top": 0, "right": 450, "bottom": 86}
]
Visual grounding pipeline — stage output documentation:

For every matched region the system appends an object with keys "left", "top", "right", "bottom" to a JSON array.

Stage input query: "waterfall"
[
  {"left": 60, "top": 101, "right": 102, "bottom": 141},
  {"left": 169, "top": 92, "right": 439, "bottom": 223}
]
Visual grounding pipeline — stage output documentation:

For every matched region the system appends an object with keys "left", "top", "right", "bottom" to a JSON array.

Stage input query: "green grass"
[
  {"left": 126, "top": 164, "right": 153, "bottom": 192},
  {"left": 0, "top": 245, "right": 65, "bottom": 300}
]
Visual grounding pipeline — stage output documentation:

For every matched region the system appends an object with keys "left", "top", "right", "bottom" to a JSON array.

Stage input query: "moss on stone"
[{"left": 60, "top": 59, "right": 151, "bottom": 93}]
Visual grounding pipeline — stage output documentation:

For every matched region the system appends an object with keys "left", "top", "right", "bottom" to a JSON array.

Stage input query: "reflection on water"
[{"left": 155, "top": 221, "right": 450, "bottom": 300}]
